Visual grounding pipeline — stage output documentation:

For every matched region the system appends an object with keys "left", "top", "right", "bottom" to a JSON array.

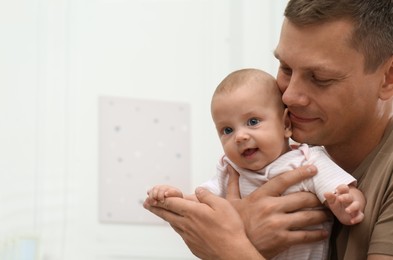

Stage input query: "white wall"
[{"left": 0, "top": 0, "right": 287, "bottom": 259}]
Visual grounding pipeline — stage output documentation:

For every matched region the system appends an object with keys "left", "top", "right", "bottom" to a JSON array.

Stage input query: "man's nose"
[{"left": 281, "top": 75, "right": 309, "bottom": 107}]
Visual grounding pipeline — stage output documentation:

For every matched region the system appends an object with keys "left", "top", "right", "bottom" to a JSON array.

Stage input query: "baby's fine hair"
[{"left": 212, "top": 68, "right": 285, "bottom": 112}]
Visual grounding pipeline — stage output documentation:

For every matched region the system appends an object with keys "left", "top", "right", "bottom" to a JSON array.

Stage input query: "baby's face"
[{"left": 211, "top": 85, "right": 291, "bottom": 171}]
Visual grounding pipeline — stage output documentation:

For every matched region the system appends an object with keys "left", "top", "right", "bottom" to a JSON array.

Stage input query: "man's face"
[{"left": 274, "top": 18, "right": 385, "bottom": 150}]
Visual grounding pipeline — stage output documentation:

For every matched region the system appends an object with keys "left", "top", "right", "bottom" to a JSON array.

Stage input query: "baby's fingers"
[
  {"left": 335, "top": 184, "right": 350, "bottom": 195},
  {"left": 164, "top": 189, "right": 183, "bottom": 198},
  {"left": 350, "top": 211, "right": 364, "bottom": 225},
  {"left": 345, "top": 201, "right": 360, "bottom": 214},
  {"left": 147, "top": 187, "right": 155, "bottom": 200},
  {"left": 324, "top": 192, "right": 336, "bottom": 205},
  {"left": 337, "top": 193, "right": 353, "bottom": 205},
  {"left": 148, "top": 186, "right": 166, "bottom": 201}
]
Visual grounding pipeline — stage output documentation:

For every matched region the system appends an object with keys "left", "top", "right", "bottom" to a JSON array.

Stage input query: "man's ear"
[
  {"left": 283, "top": 108, "right": 292, "bottom": 138},
  {"left": 379, "top": 56, "right": 393, "bottom": 100}
]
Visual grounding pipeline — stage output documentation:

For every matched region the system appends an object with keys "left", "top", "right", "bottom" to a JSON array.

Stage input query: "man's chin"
[{"left": 291, "top": 132, "right": 316, "bottom": 145}]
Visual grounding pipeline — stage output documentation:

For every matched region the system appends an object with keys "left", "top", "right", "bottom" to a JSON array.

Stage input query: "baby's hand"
[
  {"left": 147, "top": 185, "right": 183, "bottom": 203},
  {"left": 324, "top": 184, "right": 364, "bottom": 225}
]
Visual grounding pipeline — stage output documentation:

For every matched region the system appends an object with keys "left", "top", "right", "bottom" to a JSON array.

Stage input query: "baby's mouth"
[{"left": 242, "top": 148, "right": 258, "bottom": 157}]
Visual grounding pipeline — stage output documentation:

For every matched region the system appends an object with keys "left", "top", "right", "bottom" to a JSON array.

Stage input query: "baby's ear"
[
  {"left": 283, "top": 108, "right": 292, "bottom": 138},
  {"left": 379, "top": 56, "right": 393, "bottom": 100}
]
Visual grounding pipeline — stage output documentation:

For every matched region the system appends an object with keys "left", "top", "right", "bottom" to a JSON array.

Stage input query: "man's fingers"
[
  {"left": 252, "top": 165, "right": 317, "bottom": 197},
  {"left": 271, "top": 165, "right": 317, "bottom": 195},
  {"left": 195, "top": 187, "right": 228, "bottom": 209},
  {"left": 287, "top": 209, "right": 330, "bottom": 230},
  {"left": 280, "top": 191, "right": 322, "bottom": 212},
  {"left": 144, "top": 188, "right": 228, "bottom": 222},
  {"left": 144, "top": 196, "right": 195, "bottom": 217},
  {"left": 286, "top": 229, "right": 329, "bottom": 247},
  {"left": 143, "top": 198, "right": 184, "bottom": 223},
  {"left": 226, "top": 165, "right": 241, "bottom": 200},
  {"left": 281, "top": 210, "right": 330, "bottom": 247}
]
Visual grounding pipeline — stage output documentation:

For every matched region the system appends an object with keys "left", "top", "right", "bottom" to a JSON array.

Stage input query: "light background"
[{"left": 0, "top": 0, "right": 287, "bottom": 259}]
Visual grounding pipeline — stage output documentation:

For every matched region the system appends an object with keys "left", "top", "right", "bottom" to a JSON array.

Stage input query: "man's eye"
[
  {"left": 280, "top": 65, "right": 292, "bottom": 76},
  {"left": 312, "top": 76, "right": 334, "bottom": 86},
  {"left": 223, "top": 127, "right": 233, "bottom": 135},
  {"left": 247, "top": 118, "right": 260, "bottom": 126}
]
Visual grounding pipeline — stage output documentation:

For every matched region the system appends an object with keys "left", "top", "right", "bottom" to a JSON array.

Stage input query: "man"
[{"left": 144, "top": 0, "right": 393, "bottom": 259}]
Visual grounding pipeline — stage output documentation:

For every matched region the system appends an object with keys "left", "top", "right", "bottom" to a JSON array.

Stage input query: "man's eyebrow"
[{"left": 272, "top": 50, "right": 345, "bottom": 76}]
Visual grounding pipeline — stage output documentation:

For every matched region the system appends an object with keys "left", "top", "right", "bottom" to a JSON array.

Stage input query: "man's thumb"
[
  {"left": 226, "top": 165, "right": 241, "bottom": 200},
  {"left": 195, "top": 187, "right": 213, "bottom": 203}
]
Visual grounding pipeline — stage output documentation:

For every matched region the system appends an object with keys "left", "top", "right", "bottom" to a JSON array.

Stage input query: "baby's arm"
[
  {"left": 147, "top": 185, "right": 198, "bottom": 203},
  {"left": 324, "top": 184, "right": 366, "bottom": 225}
]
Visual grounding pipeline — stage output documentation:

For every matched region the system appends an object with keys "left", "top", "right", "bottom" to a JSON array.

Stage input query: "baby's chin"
[{"left": 240, "top": 163, "right": 265, "bottom": 172}]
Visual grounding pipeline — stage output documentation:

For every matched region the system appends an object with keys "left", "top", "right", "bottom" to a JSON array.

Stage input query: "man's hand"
[
  {"left": 226, "top": 165, "right": 330, "bottom": 258},
  {"left": 143, "top": 189, "right": 264, "bottom": 260}
]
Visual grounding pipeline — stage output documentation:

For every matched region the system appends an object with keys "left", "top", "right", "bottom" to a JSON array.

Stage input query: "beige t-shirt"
[{"left": 331, "top": 120, "right": 393, "bottom": 259}]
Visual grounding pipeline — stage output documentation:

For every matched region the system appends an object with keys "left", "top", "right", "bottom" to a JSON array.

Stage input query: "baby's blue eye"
[
  {"left": 223, "top": 127, "right": 233, "bottom": 135},
  {"left": 247, "top": 118, "right": 260, "bottom": 126}
]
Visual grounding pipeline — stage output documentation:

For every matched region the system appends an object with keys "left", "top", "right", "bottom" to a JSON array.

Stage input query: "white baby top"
[{"left": 199, "top": 144, "right": 357, "bottom": 260}]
